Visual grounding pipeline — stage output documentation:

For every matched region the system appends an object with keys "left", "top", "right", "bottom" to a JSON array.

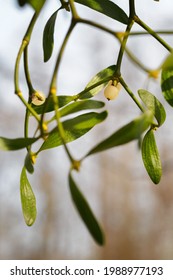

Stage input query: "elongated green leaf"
[
  {"left": 161, "top": 68, "right": 173, "bottom": 106},
  {"left": 75, "top": 0, "right": 128, "bottom": 24},
  {"left": 87, "top": 111, "right": 153, "bottom": 156},
  {"left": 20, "top": 167, "right": 37, "bottom": 226},
  {"left": 142, "top": 129, "right": 162, "bottom": 184},
  {"left": 138, "top": 89, "right": 166, "bottom": 127},
  {"left": 43, "top": 9, "right": 60, "bottom": 62},
  {"left": 78, "top": 65, "right": 115, "bottom": 99},
  {"left": 17, "top": 0, "right": 45, "bottom": 11},
  {"left": 60, "top": 100, "right": 105, "bottom": 117},
  {"left": 69, "top": 172, "right": 104, "bottom": 245},
  {"left": 32, "top": 95, "right": 74, "bottom": 114},
  {"left": 39, "top": 111, "right": 107, "bottom": 151},
  {"left": 0, "top": 137, "right": 37, "bottom": 151}
]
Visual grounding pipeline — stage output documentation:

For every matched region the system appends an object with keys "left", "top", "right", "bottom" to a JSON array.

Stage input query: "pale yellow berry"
[
  {"left": 104, "top": 82, "right": 121, "bottom": 101},
  {"left": 32, "top": 91, "right": 45, "bottom": 106}
]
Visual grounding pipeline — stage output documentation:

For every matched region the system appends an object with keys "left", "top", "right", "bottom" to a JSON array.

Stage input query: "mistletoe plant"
[{"left": 1, "top": 0, "right": 173, "bottom": 245}]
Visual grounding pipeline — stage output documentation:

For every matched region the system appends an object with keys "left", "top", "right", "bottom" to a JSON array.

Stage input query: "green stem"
[
  {"left": 24, "top": 46, "right": 35, "bottom": 93},
  {"left": 51, "top": 91, "right": 75, "bottom": 163},
  {"left": 77, "top": 18, "right": 117, "bottom": 37},
  {"left": 124, "top": 46, "right": 151, "bottom": 73},
  {"left": 135, "top": 16, "right": 172, "bottom": 52},
  {"left": 24, "top": 102, "right": 30, "bottom": 139},
  {"left": 14, "top": 11, "right": 39, "bottom": 93},
  {"left": 23, "top": 46, "right": 35, "bottom": 141},
  {"left": 40, "top": 21, "right": 76, "bottom": 163},
  {"left": 14, "top": 40, "right": 28, "bottom": 92},
  {"left": 115, "top": 0, "right": 136, "bottom": 75},
  {"left": 116, "top": 19, "right": 135, "bottom": 75},
  {"left": 51, "top": 23, "right": 75, "bottom": 90},
  {"left": 129, "top": 0, "right": 136, "bottom": 18},
  {"left": 16, "top": 91, "right": 40, "bottom": 123},
  {"left": 68, "top": 0, "right": 79, "bottom": 19},
  {"left": 119, "top": 77, "right": 144, "bottom": 112},
  {"left": 40, "top": 22, "right": 75, "bottom": 130},
  {"left": 130, "top": 30, "right": 173, "bottom": 36}
]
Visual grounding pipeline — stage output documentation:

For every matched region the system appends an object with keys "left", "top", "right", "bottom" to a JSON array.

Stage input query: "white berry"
[
  {"left": 32, "top": 91, "right": 45, "bottom": 106},
  {"left": 104, "top": 82, "right": 121, "bottom": 101}
]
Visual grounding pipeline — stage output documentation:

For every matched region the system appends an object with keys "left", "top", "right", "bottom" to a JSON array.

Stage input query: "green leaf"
[
  {"left": 20, "top": 167, "right": 37, "bottom": 226},
  {"left": 39, "top": 111, "right": 107, "bottom": 151},
  {"left": 0, "top": 137, "right": 37, "bottom": 151},
  {"left": 161, "top": 52, "right": 173, "bottom": 70},
  {"left": 161, "top": 68, "right": 173, "bottom": 106},
  {"left": 78, "top": 65, "right": 116, "bottom": 99},
  {"left": 43, "top": 9, "right": 60, "bottom": 62},
  {"left": 75, "top": 0, "right": 128, "bottom": 24},
  {"left": 60, "top": 100, "right": 105, "bottom": 117},
  {"left": 32, "top": 95, "right": 74, "bottom": 114},
  {"left": 142, "top": 129, "right": 162, "bottom": 184},
  {"left": 138, "top": 89, "right": 166, "bottom": 127},
  {"left": 87, "top": 111, "right": 153, "bottom": 156},
  {"left": 24, "top": 153, "right": 34, "bottom": 174},
  {"left": 17, "top": 0, "right": 45, "bottom": 11},
  {"left": 69, "top": 172, "right": 104, "bottom": 245}
]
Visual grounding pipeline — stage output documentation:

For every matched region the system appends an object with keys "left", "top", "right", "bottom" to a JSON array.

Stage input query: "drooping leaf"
[
  {"left": 43, "top": 9, "right": 60, "bottom": 62},
  {"left": 69, "top": 172, "right": 104, "bottom": 245},
  {"left": 161, "top": 68, "right": 173, "bottom": 106},
  {"left": 32, "top": 95, "right": 74, "bottom": 114},
  {"left": 60, "top": 100, "right": 105, "bottom": 117},
  {"left": 0, "top": 137, "right": 38, "bottom": 151},
  {"left": 39, "top": 111, "right": 107, "bottom": 151},
  {"left": 138, "top": 89, "right": 166, "bottom": 127},
  {"left": 78, "top": 65, "right": 116, "bottom": 99},
  {"left": 20, "top": 167, "right": 37, "bottom": 226},
  {"left": 17, "top": 0, "right": 46, "bottom": 11},
  {"left": 87, "top": 111, "right": 153, "bottom": 156},
  {"left": 142, "top": 129, "right": 162, "bottom": 184},
  {"left": 75, "top": 0, "right": 128, "bottom": 24}
]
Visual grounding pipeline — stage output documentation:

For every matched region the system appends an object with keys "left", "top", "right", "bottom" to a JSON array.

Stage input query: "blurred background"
[{"left": 1, "top": 0, "right": 173, "bottom": 259}]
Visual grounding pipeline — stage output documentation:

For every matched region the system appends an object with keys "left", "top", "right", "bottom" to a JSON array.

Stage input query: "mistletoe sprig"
[{"left": 1, "top": 0, "right": 173, "bottom": 245}]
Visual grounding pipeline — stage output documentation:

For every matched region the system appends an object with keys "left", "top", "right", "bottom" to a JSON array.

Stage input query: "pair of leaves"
[
  {"left": 39, "top": 111, "right": 107, "bottom": 152},
  {"left": 86, "top": 111, "right": 153, "bottom": 156},
  {"left": 138, "top": 89, "right": 165, "bottom": 184},
  {"left": 20, "top": 167, "right": 37, "bottom": 226},
  {"left": 69, "top": 172, "right": 104, "bottom": 245},
  {"left": 0, "top": 137, "right": 37, "bottom": 151}
]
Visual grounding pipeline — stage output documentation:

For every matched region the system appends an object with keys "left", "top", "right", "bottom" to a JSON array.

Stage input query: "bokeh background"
[{"left": 1, "top": 0, "right": 173, "bottom": 259}]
